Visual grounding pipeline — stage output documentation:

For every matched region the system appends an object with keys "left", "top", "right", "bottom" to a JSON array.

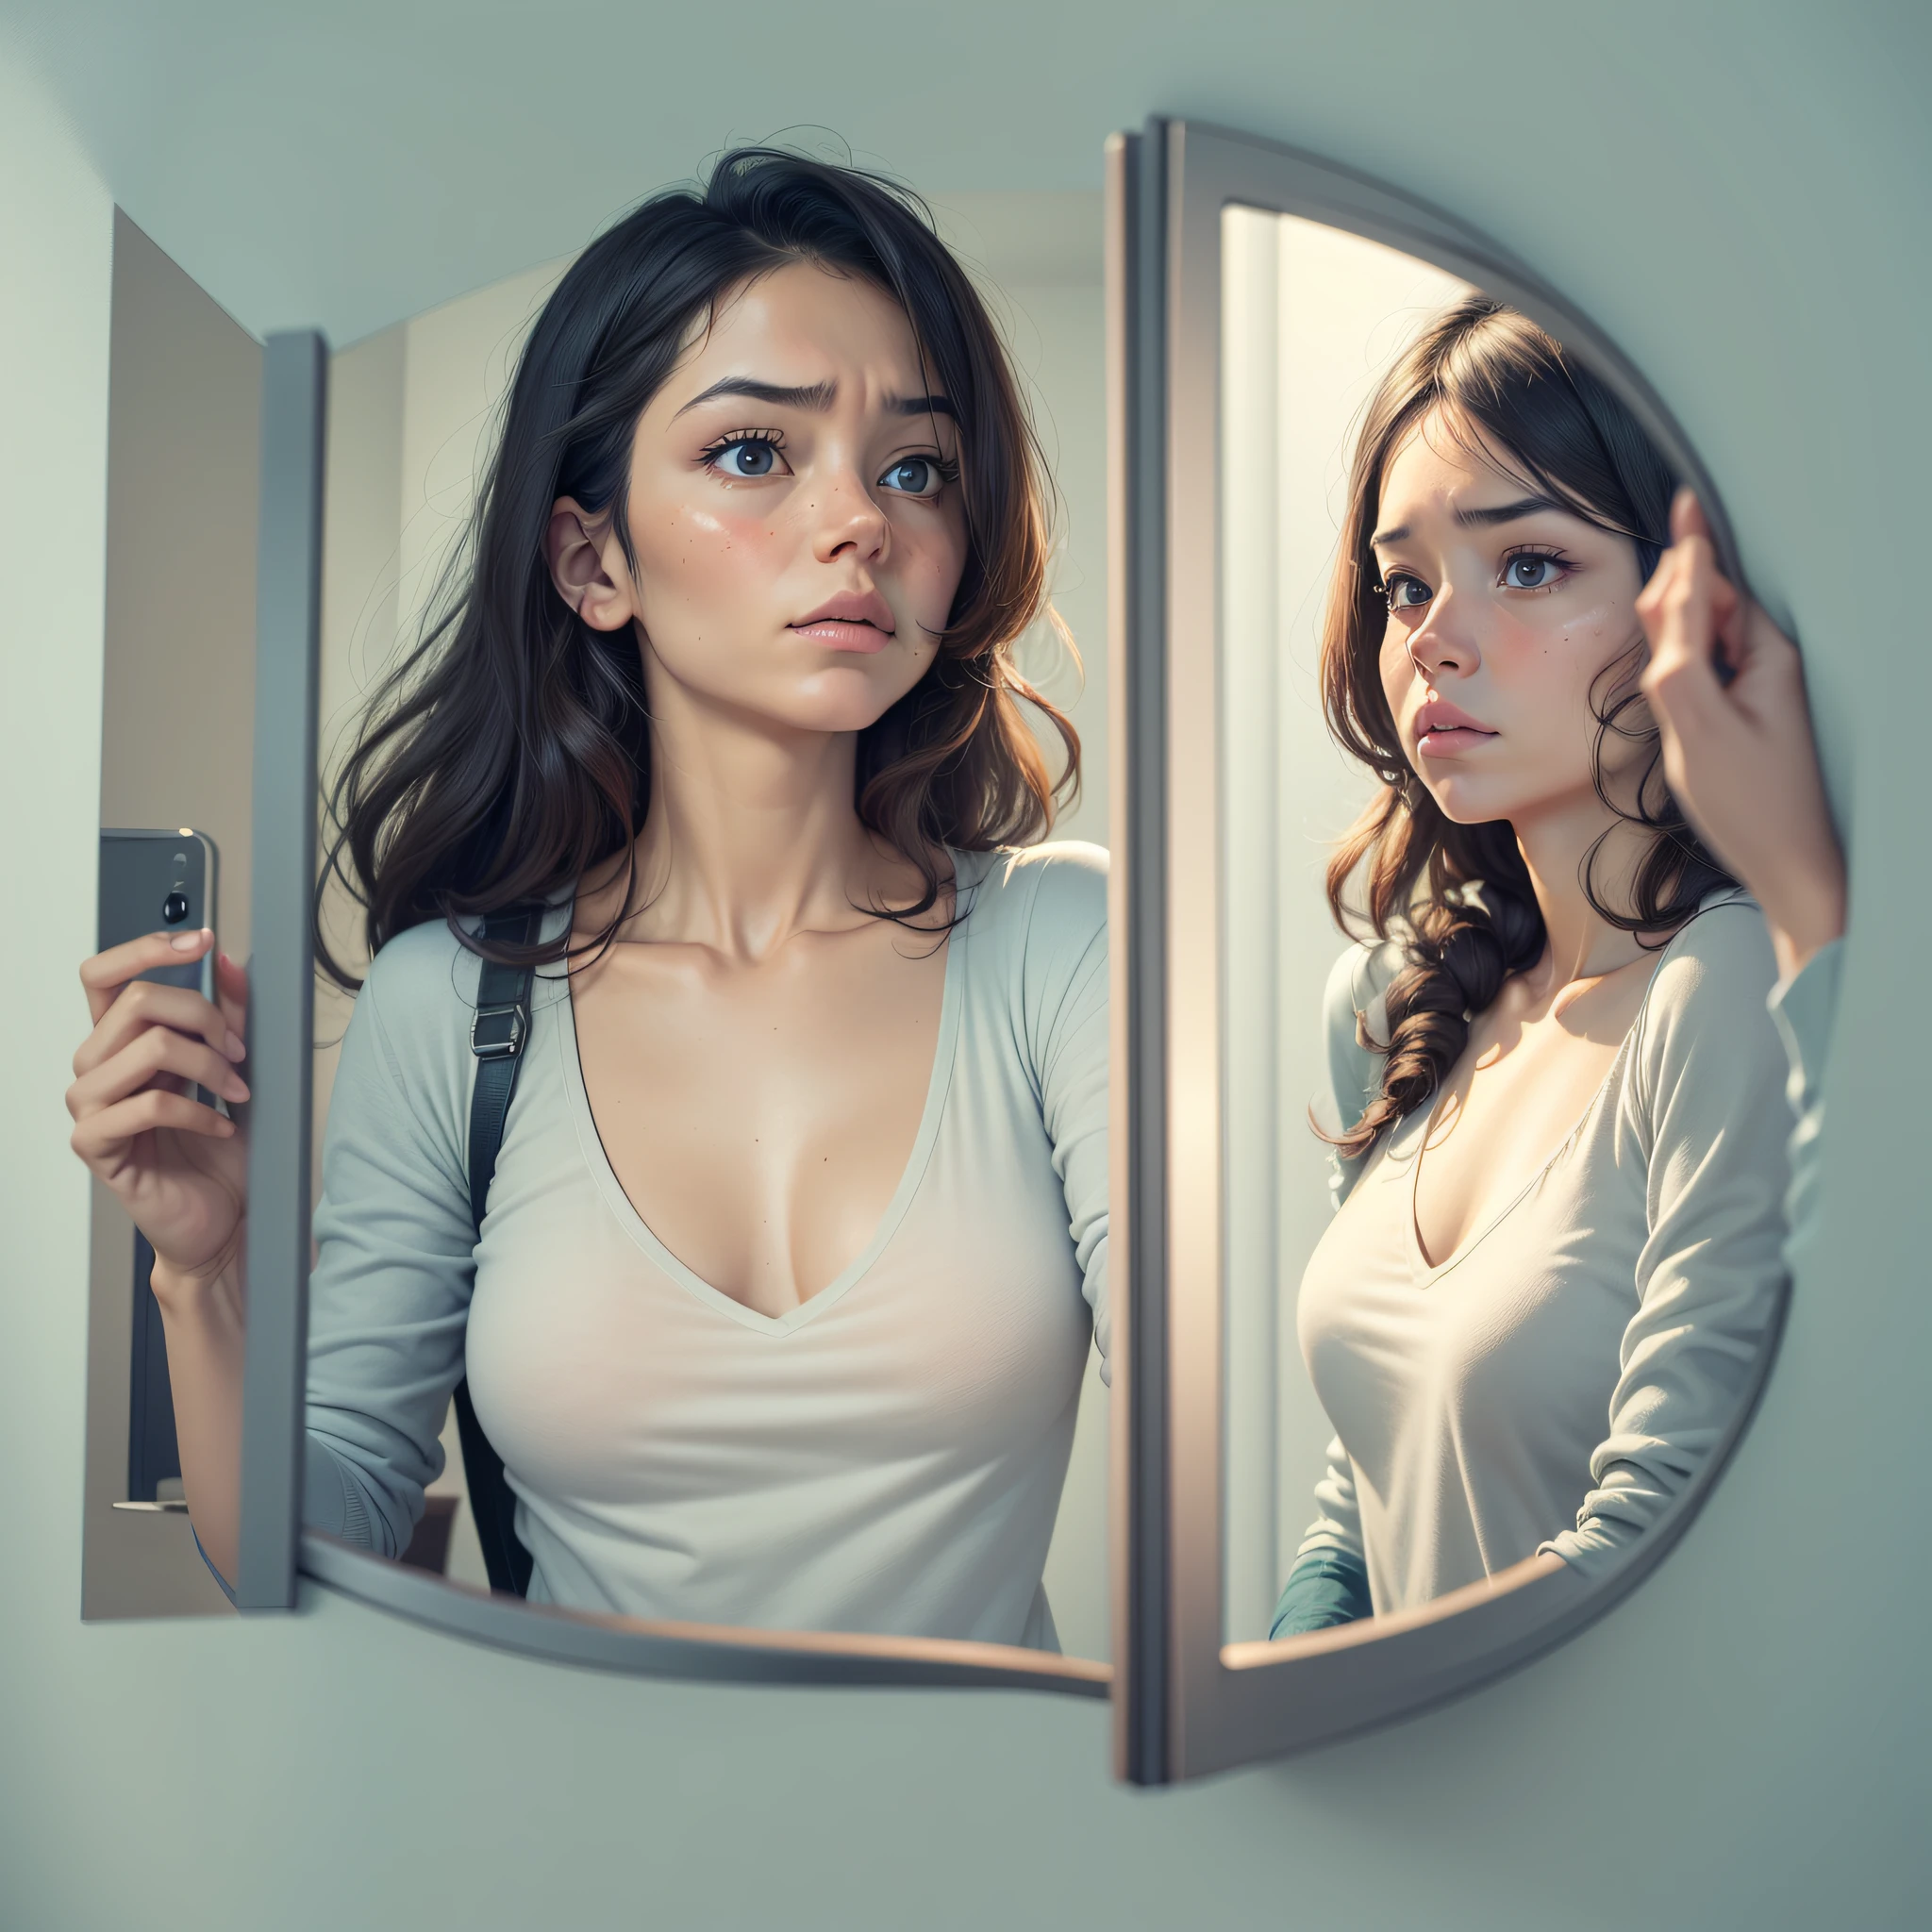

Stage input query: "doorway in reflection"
[{"left": 1220, "top": 212, "right": 1471, "bottom": 1642}]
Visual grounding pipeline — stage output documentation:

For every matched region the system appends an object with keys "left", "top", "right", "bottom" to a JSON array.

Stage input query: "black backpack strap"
[{"left": 456, "top": 903, "right": 541, "bottom": 1598}]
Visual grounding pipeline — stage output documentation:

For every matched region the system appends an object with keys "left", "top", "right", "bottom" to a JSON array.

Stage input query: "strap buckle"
[{"left": 470, "top": 1003, "right": 526, "bottom": 1060}]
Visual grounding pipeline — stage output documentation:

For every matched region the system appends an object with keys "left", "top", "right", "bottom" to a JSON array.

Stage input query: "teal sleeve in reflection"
[
  {"left": 190, "top": 1524, "right": 237, "bottom": 1605},
  {"left": 1269, "top": 1548, "right": 1373, "bottom": 1639}
]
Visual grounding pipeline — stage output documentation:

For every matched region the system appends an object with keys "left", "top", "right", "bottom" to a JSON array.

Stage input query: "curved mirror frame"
[
  {"left": 226, "top": 269, "right": 1109, "bottom": 1705},
  {"left": 1105, "top": 117, "right": 1786, "bottom": 1783}
]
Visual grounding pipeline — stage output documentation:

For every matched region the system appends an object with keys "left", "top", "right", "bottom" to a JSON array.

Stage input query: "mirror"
[
  {"left": 294, "top": 166, "right": 1112, "bottom": 1688},
  {"left": 1110, "top": 120, "right": 1790, "bottom": 1779},
  {"left": 82, "top": 210, "right": 261, "bottom": 1619}
]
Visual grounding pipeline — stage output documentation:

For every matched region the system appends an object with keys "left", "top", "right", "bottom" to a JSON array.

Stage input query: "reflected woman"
[
  {"left": 1273, "top": 300, "right": 1791, "bottom": 1636},
  {"left": 67, "top": 152, "right": 1108, "bottom": 1649}
]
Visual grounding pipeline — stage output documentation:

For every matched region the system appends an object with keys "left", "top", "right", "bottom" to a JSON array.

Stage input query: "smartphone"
[
  {"left": 98, "top": 827, "right": 219, "bottom": 998},
  {"left": 98, "top": 828, "right": 220, "bottom": 1507}
]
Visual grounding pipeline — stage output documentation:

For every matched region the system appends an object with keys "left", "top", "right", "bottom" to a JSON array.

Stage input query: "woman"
[
  {"left": 1272, "top": 299, "right": 1792, "bottom": 1637},
  {"left": 67, "top": 150, "right": 1108, "bottom": 1650}
]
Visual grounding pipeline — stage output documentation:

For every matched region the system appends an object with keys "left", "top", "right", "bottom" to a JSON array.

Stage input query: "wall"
[{"left": 3, "top": 8, "right": 1929, "bottom": 1929}]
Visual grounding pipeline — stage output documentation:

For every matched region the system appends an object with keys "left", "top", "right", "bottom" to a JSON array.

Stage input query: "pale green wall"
[{"left": 4, "top": 7, "right": 1928, "bottom": 1928}]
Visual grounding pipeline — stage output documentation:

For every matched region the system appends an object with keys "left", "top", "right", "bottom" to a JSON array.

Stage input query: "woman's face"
[
  {"left": 1372, "top": 408, "right": 1650, "bottom": 830},
  {"left": 553, "top": 258, "right": 969, "bottom": 737}
]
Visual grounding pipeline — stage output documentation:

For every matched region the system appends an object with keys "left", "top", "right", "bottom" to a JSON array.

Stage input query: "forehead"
[
  {"left": 679, "top": 258, "right": 926, "bottom": 387},
  {"left": 1377, "top": 407, "right": 1531, "bottom": 517}
]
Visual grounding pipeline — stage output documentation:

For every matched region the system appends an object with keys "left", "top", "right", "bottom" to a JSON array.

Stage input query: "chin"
[
  {"left": 1423, "top": 776, "right": 1526, "bottom": 827},
  {"left": 781, "top": 672, "right": 923, "bottom": 737},
  {"left": 773, "top": 683, "right": 915, "bottom": 734}
]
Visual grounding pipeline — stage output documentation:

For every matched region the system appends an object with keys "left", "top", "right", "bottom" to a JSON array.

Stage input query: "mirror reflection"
[
  {"left": 75, "top": 210, "right": 260, "bottom": 1619},
  {"left": 71, "top": 150, "right": 1110, "bottom": 1658},
  {"left": 1219, "top": 210, "right": 1791, "bottom": 1645}
]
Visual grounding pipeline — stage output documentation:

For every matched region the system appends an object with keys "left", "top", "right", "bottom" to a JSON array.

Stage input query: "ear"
[{"left": 545, "top": 498, "right": 636, "bottom": 632}]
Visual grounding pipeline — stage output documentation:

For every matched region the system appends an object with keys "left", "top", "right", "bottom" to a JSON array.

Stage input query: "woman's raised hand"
[
  {"left": 68, "top": 930, "right": 252, "bottom": 1285},
  {"left": 1637, "top": 489, "right": 1847, "bottom": 978}
]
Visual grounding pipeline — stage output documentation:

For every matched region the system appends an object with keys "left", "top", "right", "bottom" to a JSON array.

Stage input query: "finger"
[
  {"left": 70, "top": 1087, "right": 240, "bottom": 1168},
  {"left": 68, "top": 1024, "right": 251, "bottom": 1121},
  {"left": 213, "top": 950, "right": 250, "bottom": 1041},
  {"left": 74, "top": 976, "right": 245, "bottom": 1078},
  {"left": 1670, "top": 487, "right": 1713, "bottom": 546},
  {"left": 1638, "top": 540, "right": 1715, "bottom": 669},
  {"left": 1641, "top": 554, "right": 1729, "bottom": 734},
  {"left": 1635, "top": 541, "right": 1681, "bottom": 631},
  {"left": 80, "top": 927, "right": 215, "bottom": 1026}
]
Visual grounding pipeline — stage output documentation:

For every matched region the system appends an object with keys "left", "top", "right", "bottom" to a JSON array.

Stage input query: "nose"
[
  {"left": 809, "top": 459, "right": 891, "bottom": 568},
  {"left": 1404, "top": 583, "right": 1481, "bottom": 684}
]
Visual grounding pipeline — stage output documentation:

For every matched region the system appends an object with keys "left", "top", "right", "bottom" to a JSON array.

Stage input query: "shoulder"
[
  {"left": 960, "top": 841, "right": 1108, "bottom": 955},
  {"left": 1644, "top": 891, "right": 1779, "bottom": 1022},
  {"left": 1321, "top": 936, "right": 1407, "bottom": 1055},
  {"left": 360, "top": 914, "right": 483, "bottom": 1029},
  {"left": 1632, "top": 890, "right": 1784, "bottom": 1090},
  {"left": 1317, "top": 936, "right": 1407, "bottom": 1145},
  {"left": 359, "top": 896, "right": 573, "bottom": 1026}
]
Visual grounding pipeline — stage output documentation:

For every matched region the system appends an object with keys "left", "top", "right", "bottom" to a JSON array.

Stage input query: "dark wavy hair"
[
  {"left": 1321, "top": 297, "right": 1735, "bottom": 1158},
  {"left": 318, "top": 147, "right": 1076, "bottom": 988}
]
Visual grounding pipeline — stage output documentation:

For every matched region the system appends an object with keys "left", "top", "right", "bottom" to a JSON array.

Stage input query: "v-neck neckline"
[
  {"left": 1398, "top": 1011, "right": 1640, "bottom": 1289},
  {"left": 554, "top": 853, "right": 975, "bottom": 1338},
  {"left": 1395, "top": 911, "right": 1712, "bottom": 1286}
]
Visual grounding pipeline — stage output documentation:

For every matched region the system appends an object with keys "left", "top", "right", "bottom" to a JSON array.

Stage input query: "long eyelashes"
[
  {"left": 698, "top": 428, "right": 959, "bottom": 496},
  {"left": 699, "top": 428, "right": 786, "bottom": 478},
  {"left": 1375, "top": 545, "right": 1574, "bottom": 612}
]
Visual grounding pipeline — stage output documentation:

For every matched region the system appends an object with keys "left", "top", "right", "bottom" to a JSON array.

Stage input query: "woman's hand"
[
  {"left": 67, "top": 929, "right": 252, "bottom": 1291},
  {"left": 1638, "top": 489, "right": 1846, "bottom": 980}
]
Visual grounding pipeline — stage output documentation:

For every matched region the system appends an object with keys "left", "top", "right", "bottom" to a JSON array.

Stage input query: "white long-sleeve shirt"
[
  {"left": 301, "top": 843, "right": 1108, "bottom": 1649},
  {"left": 1293, "top": 892, "right": 1791, "bottom": 1613}
]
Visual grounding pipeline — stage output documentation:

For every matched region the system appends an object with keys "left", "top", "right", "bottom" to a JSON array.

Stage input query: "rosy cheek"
[
  {"left": 896, "top": 512, "right": 968, "bottom": 629},
  {"left": 1378, "top": 634, "right": 1412, "bottom": 716},
  {"left": 634, "top": 497, "right": 779, "bottom": 602}
]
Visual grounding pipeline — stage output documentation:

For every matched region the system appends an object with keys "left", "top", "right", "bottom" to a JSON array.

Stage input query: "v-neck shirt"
[
  {"left": 1293, "top": 893, "right": 1791, "bottom": 1615},
  {"left": 302, "top": 843, "right": 1108, "bottom": 1647}
]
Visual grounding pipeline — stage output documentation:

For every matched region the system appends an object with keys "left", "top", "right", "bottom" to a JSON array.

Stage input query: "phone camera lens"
[{"left": 161, "top": 892, "right": 191, "bottom": 925}]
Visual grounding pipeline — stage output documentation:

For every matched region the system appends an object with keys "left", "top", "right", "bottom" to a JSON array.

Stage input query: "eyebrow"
[
  {"left": 1371, "top": 494, "right": 1568, "bottom": 547},
  {"left": 672, "top": 376, "right": 958, "bottom": 421}
]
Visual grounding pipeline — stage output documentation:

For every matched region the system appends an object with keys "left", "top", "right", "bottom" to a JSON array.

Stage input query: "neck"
[
  {"left": 1509, "top": 791, "right": 1659, "bottom": 991},
  {"left": 609, "top": 668, "right": 912, "bottom": 962}
]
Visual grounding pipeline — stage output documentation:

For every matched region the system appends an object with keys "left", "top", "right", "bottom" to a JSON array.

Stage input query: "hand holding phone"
[{"left": 68, "top": 927, "right": 253, "bottom": 1289}]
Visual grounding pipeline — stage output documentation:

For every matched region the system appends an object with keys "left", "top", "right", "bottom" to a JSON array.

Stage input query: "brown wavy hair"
[
  {"left": 1322, "top": 297, "right": 1735, "bottom": 1158},
  {"left": 318, "top": 147, "right": 1076, "bottom": 988}
]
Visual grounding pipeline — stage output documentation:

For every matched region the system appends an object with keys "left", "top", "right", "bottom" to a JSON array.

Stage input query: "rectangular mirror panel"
[
  {"left": 82, "top": 210, "right": 258, "bottom": 1620},
  {"left": 299, "top": 191, "right": 1115, "bottom": 1679},
  {"left": 1124, "top": 119, "right": 1790, "bottom": 1782}
]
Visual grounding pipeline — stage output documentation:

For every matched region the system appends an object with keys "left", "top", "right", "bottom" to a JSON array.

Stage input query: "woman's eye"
[
  {"left": 1384, "top": 573, "right": 1430, "bottom": 610},
  {"left": 879, "top": 457, "right": 944, "bottom": 497},
  {"left": 1503, "top": 552, "right": 1564, "bottom": 590},
  {"left": 709, "top": 438, "right": 788, "bottom": 479}
]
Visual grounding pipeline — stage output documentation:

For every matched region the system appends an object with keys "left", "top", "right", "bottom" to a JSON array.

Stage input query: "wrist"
[
  {"left": 1765, "top": 874, "right": 1847, "bottom": 984},
  {"left": 149, "top": 1246, "right": 242, "bottom": 1320}
]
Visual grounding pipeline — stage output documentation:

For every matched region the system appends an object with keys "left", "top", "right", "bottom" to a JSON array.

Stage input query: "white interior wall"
[{"left": 8, "top": 10, "right": 1932, "bottom": 1928}]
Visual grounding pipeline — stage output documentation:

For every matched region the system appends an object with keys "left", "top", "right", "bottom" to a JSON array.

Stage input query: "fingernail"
[
  {"left": 225, "top": 1075, "right": 251, "bottom": 1102},
  {"left": 171, "top": 931, "right": 201, "bottom": 952},
  {"left": 225, "top": 1030, "right": 246, "bottom": 1061}
]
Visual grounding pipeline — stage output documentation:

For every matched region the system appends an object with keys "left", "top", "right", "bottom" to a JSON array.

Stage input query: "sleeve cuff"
[
  {"left": 190, "top": 1524, "right": 238, "bottom": 1604},
  {"left": 1270, "top": 1548, "right": 1374, "bottom": 1638},
  {"left": 1768, "top": 937, "right": 1844, "bottom": 1123}
]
